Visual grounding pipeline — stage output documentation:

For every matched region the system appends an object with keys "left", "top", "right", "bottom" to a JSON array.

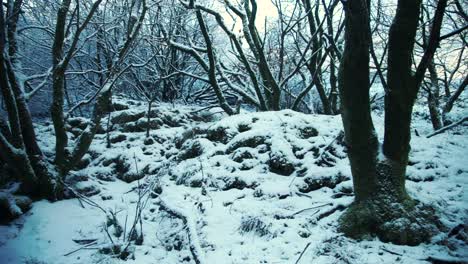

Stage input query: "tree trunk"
[
  {"left": 146, "top": 100, "right": 153, "bottom": 138},
  {"left": 337, "top": 0, "right": 441, "bottom": 246},
  {"left": 194, "top": 10, "right": 235, "bottom": 115},
  {"left": 426, "top": 63, "right": 443, "bottom": 130},
  {"left": 302, "top": 0, "right": 332, "bottom": 115},
  {"left": 337, "top": 0, "right": 378, "bottom": 203},
  {"left": 0, "top": 2, "right": 57, "bottom": 199},
  {"left": 50, "top": 0, "right": 72, "bottom": 174},
  {"left": 442, "top": 75, "right": 467, "bottom": 124}
]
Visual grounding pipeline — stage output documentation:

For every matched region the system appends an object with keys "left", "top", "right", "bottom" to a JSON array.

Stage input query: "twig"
[
  {"left": 64, "top": 240, "right": 98, "bottom": 257},
  {"left": 72, "top": 238, "right": 98, "bottom": 245},
  {"left": 292, "top": 203, "right": 333, "bottom": 217},
  {"left": 60, "top": 180, "right": 107, "bottom": 214},
  {"left": 316, "top": 204, "right": 347, "bottom": 221},
  {"left": 380, "top": 246, "right": 402, "bottom": 256},
  {"left": 295, "top": 242, "right": 311, "bottom": 264}
]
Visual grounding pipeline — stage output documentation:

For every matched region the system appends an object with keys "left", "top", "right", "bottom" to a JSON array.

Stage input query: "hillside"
[{"left": 0, "top": 99, "right": 466, "bottom": 264}]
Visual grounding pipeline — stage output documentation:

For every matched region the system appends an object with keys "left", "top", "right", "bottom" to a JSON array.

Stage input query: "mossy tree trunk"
[
  {"left": 337, "top": 0, "right": 447, "bottom": 245},
  {"left": 0, "top": 2, "right": 58, "bottom": 199},
  {"left": 338, "top": 0, "right": 378, "bottom": 202}
]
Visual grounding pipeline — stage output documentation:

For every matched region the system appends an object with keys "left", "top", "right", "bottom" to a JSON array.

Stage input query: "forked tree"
[{"left": 338, "top": 0, "right": 447, "bottom": 245}]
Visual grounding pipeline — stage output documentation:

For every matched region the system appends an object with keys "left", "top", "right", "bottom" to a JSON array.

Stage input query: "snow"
[{"left": 0, "top": 99, "right": 467, "bottom": 264}]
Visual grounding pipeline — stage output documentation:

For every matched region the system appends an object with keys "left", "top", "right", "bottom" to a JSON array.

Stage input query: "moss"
[
  {"left": 227, "top": 135, "right": 268, "bottom": 153},
  {"left": 338, "top": 197, "right": 440, "bottom": 246},
  {"left": 298, "top": 173, "right": 349, "bottom": 192},
  {"left": 111, "top": 101, "right": 129, "bottom": 111},
  {"left": 178, "top": 140, "right": 204, "bottom": 160},
  {"left": 110, "top": 134, "right": 127, "bottom": 143},
  {"left": 111, "top": 111, "right": 145, "bottom": 124},
  {"left": 207, "top": 126, "right": 230, "bottom": 143},
  {"left": 237, "top": 123, "right": 251, "bottom": 132},
  {"left": 298, "top": 126, "right": 319, "bottom": 139},
  {"left": 231, "top": 149, "right": 255, "bottom": 163},
  {"left": 143, "top": 137, "right": 154, "bottom": 145},
  {"left": 174, "top": 126, "right": 207, "bottom": 148},
  {"left": 268, "top": 152, "right": 295, "bottom": 176},
  {"left": 239, "top": 216, "right": 273, "bottom": 237},
  {"left": 221, "top": 176, "right": 256, "bottom": 191},
  {"left": 117, "top": 172, "right": 145, "bottom": 183},
  {"left": 67, "top": 117, "right": 89, "bottom": 130}
]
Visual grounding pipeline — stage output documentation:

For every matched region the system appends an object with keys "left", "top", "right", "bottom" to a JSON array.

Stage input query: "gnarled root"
[
  {"left": 0, "top": 191, "right": 32, "bottom": 221},
  {"left": 338, "top": 197, "right": 441, "bottom": 245}
]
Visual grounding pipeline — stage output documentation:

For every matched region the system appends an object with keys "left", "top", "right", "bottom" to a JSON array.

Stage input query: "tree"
[
  {"left": 0, "top": 0, "right": 58, "bottom": 199},
  {"left": 337, "top": 0, "right": 447, "bottom": 245},
  {"left": 0, "top": 0, "right": 147, "bottom": 202},
  {"left": 51, "top": 0, "right": 147, "bottom": 176},
  {"left": 420, "top": 1, "right": 467, "bottom": 130}
]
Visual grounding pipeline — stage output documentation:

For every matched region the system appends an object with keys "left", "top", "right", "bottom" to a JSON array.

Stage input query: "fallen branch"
[
  {"left": 380, "top": 246, "right": 402, "bottom": 256},
  {"left": 426, "top": 116, "right": 468, "bottom": 138},
  {"left": 64, "top": 240, "right": 98, "bottom": 256},
  {"left": 422, "top": 256, "right": 468, "bottom": 264},
  {"left": 156, "top": 199, "right": 206, "bottom": 264},
  {"left": 292, "top": 203, "right": 333, "bottom": 217},
  {"left": 316, "top": 204, "right": 347, "bottom": 221},
  {"left": 295, "top": 242, "right": 311, "bottom": 264},
  {"left": 72, "top": 238, "right": 98, "bottom": 245}
]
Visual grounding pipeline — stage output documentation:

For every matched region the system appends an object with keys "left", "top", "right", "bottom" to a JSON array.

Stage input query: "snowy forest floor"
[{"left": 0, "top": 98, "right": 467, "bottom": 264}]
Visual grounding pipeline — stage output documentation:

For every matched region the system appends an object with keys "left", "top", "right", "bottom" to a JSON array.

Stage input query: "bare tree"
[{"left": 337, "top": 0, "right": 447, "bottom": 245}]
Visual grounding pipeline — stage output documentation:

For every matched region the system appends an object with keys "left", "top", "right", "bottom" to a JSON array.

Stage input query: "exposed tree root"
[
  {"left": 0, "top": 189, "right": 32, "bottom": 221},
  {"left": 317, "top": 204, "right": 347, "bottom": 221},
  {"left": 338, "top": 197, "right": 441, "bottom": 245}
]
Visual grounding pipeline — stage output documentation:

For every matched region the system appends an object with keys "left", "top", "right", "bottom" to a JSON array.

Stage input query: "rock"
[
  {"left": 14, "top": 195, "right": 32, "bottom": 213},
  {"left": 221, "top": 176, "right": 256, "bottom": 190},
  {"left": 143, "top": 137, "right": 155, "bottom": 145},
  {"left": 237, "top": 123, "right": 251, "bottom": 132},
  {"left": 207, "top": 126, "right": 230, "bottom": 143},
  {"left": 74, "top": 154, "right": 92, "bottom": 170},
  {"left": 112, "top": 101, "right": 129, "bottom": 111},
  {"left": 227, "top": 134, "right": 268, "bottom": 153},
  {"left": 117, "top": 172, "right": 145, "bottom": 183},
  {"left": 75, "top": 182, "right": 100, "bottom": 197},
  {"left": 190, "top": 111, "right": 215, "bottom": 123},
  {"left": 298, "top": 126, "right": 319, "bottom": 139},
  {"left": 0, "top": 193, "right": 32, "bottom": 221},
  {"left": 66, "top": 172, "right": 88, "bottom": 184},
  {"left": 175, "top": 126, "right": 208, "bottom": 148},
  {"left": 298, "top": 173, "right": 349, "bottom": 192},
  {"left": 96, "top": 173, "right": 115, "bottom": 181},
  {"left": 110, "top": 134, "right": 127, "bottom": 143},
  {"left": 231, "top": 148, "right": 255, "bottom": 163},
  {"left": 121, "top": 122, "right": 145, "bottom": 132},
  {"left": 178, "top": 139, "right": 210, "bottom": 160},
  {"left": 111, "top": 110, "right": 145, "bottom": 124},
  {"left": 136, "top": 118, "right": 163, "bottom": 130},
  {"left": 268, "top": 152, "right": 295, "bottom": 176},
  {"left": 68, "top": 117, "right": 89, "bottom": 130}
]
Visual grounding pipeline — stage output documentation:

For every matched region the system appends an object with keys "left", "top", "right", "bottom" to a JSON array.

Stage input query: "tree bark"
[
  {"left": 427, "top": 63, "right": 443, "bottom": 130},
  {"left": 337, "top": 0, "right": 446, "bottom": 246},
  {"left": 0, "top": 2, "right": 56, "bottom": 198},
  {"left": 50, "top": 0, "right": 73, "bottom": 174},
  {"left": 302, "top": 0, "right": 331, "bottom": 115},
  {"left": 338, "top": 0, "right": 378, "bottom": 202}
]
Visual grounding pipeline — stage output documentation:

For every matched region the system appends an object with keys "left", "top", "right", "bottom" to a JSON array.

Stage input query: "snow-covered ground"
[{"left": 0, "top": 99, "right": 467, "bottom": 264}]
